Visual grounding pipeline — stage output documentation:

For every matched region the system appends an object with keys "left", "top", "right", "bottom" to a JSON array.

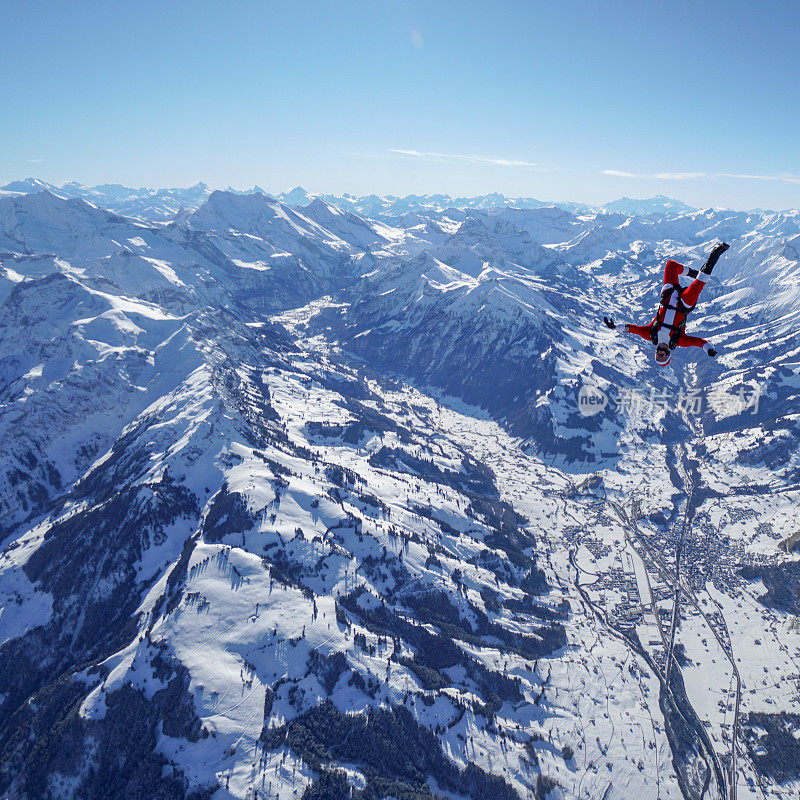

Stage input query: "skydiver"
[{"left": 603, "top": 242, "right": 730, "bottom": 366}]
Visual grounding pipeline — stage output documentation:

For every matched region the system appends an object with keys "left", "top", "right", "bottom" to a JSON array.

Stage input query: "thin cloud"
[
  {"left": 27, "top": 158, "right": 44, "bottom": 163},
  {"left": 603, "top": 168, "right": 800, "bottom": 184},
  {"left": 389, "top": 148, "right": 542, "bottom": 168}
]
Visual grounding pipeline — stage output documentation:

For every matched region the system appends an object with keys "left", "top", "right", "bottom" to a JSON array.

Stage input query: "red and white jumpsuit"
[{"left": 625, "top": 259, "right": 715, "bottom": 353}]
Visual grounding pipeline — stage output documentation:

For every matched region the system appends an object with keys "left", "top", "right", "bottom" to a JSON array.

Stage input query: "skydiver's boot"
[{"left": 685, "top": 242, "right": 730, "bottom": 279}]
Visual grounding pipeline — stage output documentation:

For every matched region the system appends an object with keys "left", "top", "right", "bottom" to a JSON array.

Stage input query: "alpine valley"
[{"left": 1, "top": 182, "right": 799, "bottom": 800}]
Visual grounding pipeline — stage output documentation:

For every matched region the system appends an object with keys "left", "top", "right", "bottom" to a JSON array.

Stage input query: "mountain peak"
[
  {"left": 280, "top": 186, "right": 314, "bottom": 206},
  {"left": 303, "top": 196, "right": 342, "bottom": 215},
  {"left": 601, "top": 195, "right": 697, "bottom": 216},
  {"left": 1, "top": 177, "right": 58, "bottom": 194},
  {"left": 190, "top": 189, "right": 276, "bottom": 225}
]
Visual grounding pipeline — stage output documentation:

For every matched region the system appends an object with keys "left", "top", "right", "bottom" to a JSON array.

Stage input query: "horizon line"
[{"left": 2, "top": 176, "right": 798, "bottom": 214}]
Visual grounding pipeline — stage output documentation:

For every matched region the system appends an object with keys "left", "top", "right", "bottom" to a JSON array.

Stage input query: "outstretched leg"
[
  {"left": 680, "top": 277, "right": 707, "bottom": 308},
  {"left": 685, "top": 242, "right": 729, "bottom": 279},
  {"left": 662, "top": 259, "right": 684, "bottom": 286}
]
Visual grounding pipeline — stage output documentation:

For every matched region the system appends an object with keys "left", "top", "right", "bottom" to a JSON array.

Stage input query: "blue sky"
[{"left": 2, "top": 0, "right": 799, "bottom": 208}]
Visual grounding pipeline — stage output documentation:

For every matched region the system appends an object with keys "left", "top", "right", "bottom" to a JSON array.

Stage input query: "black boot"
[
  {"left": 686, "top": 242, "right": 729, "bottom": 279},
  {"left": 701, "top": 241, "right": 729, "bottom": 275}
]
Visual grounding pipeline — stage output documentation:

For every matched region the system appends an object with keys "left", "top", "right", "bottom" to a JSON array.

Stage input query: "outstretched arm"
[
  {"left": 603, "top": 317, "right": 652, "bottom": 340},
  {"left": 678, "top": 333, "right": 717, "bottom": 356},
  {"left": 624, "top": 324, "right": 652, "bottom": 340}
]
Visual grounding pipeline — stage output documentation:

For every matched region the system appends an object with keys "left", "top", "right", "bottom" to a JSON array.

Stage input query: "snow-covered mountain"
[
  {"left": 1, "top": 186, "right": 799, "bottom": 800},
  {"left": 0, "top": 179, "right": 216, "bottom": 221},
  {"left": 600, "top": 195, "right": 698, "bottom": 216},
  {"left": 3, "top": 179, "right": 729, "bottom": 222}
]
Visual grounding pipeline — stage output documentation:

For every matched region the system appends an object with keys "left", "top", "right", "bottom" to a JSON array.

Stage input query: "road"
[
  {"left": 673, "top": 438, "right": 742, "bottom": 800},
  {"left": 664, "top": 446, "right": 692, "bottom": 686},
  {"left": 611, "top": 500, "right": 725, "bottom": 800},
  {"left": 610, "top": 472, "right": 742, "bottom": 800},
  {"left": 569, "top": 540, "right": 719, "bottom": 800}
]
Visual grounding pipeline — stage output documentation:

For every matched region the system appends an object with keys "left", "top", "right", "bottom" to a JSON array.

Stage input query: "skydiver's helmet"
[{"left": 655, "top": 344, "right": 671, "bottom": 366}]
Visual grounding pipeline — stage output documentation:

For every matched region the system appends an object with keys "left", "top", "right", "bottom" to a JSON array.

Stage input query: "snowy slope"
[{"left": 0, "top": 185, "right": 799, "bottom": 800}]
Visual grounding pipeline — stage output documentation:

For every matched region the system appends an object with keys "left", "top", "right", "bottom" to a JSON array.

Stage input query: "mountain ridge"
[
  {"left": 15, "top": 178, "right": 784, "bottom": 221},
  {"left": 1, "top": 185, "right": 799, "bottom": 800}
]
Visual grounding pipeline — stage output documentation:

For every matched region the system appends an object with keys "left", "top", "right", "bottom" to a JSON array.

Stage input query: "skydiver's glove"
[
  {"left": 707, "top": 347, "right": 717, "bottom": 357},
  {"left": 603, "top": 316, "right": 616, "bottom": 330}
]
